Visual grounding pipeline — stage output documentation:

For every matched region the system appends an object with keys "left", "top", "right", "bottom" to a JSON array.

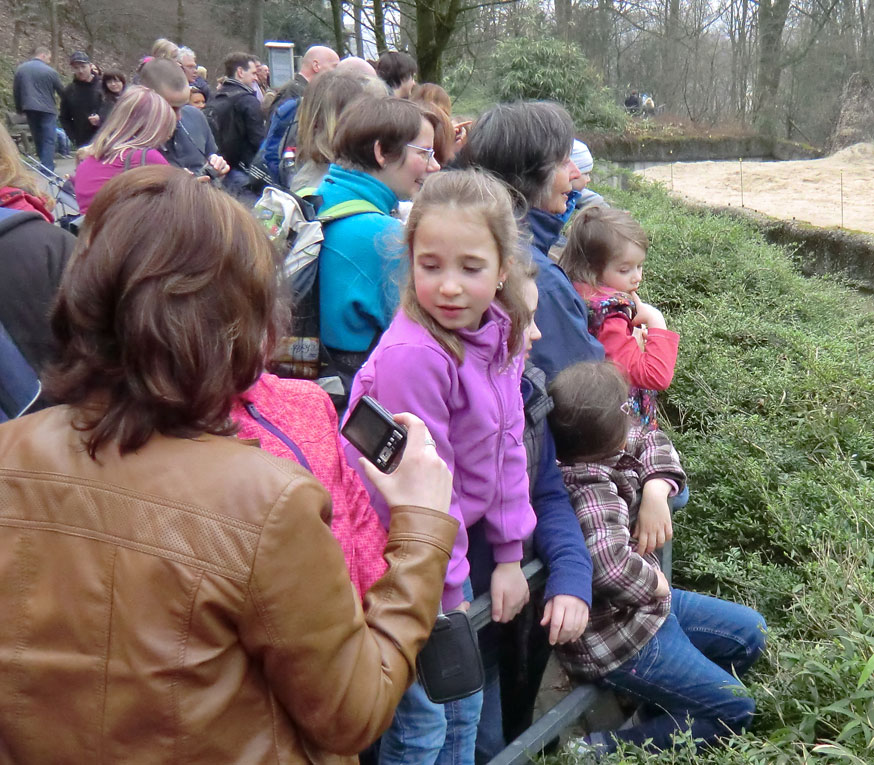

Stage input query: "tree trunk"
[
  {"left": 415, "top": 0, "right": 462, "bottom": 83},
  {"left": 249, "top": 0, "right": 264, "bottom": 55},
  {"left": 555, "top": 0, "right": 571, "bottom": 31},
  {"left": 49, "top": 0, "right": 59, "bottom": 66},
  {"left": 177, "top": 0, "right": 185, "bottom": 44},
  {"left": 372, "top": 0, "right": 386, "bottom": 53},
  {"left": 373, "top": 0, "right": 387, "bottom": 54},
  {"left": 329, "top": 0, "right": 346, "bottom": 55},
  {"left": 753, "top": 0, "right": 792, "bottom": 136},
  {"left": 353, "top": 0, "right": 364, "bottom": 57}
]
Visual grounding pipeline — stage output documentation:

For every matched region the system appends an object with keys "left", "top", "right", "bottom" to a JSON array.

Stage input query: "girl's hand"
[
  {"left": 540, "top": 595, "right": 590, "bottom": 645},
  {"left": 630, "top": 292, "right": 667, "bottom": 331},
  {"left": 634, "top": 478, "right": 673, "bottom": 556},
  {"left": 632, "top": 325, "right": 648, "bottom": 351},
  {"left": 490, "top": 561, "right": 530, "bottom": 623},
  {"left": 360, "top": 413, "right": 452, "bottom": 514}
]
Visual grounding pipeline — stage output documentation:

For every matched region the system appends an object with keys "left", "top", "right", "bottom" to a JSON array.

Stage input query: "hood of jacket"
[
  {"left": 526, "top": 206, "right": 565, "bottom": 256},
  {"left": 216, "top": 78, "right": 254, "bottom": 99},
  {"left": 318, "top": 164, "right": 399, "bottom": 216}
]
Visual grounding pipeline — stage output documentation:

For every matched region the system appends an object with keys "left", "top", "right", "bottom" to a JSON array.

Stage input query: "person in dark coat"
[
  {"left": 97, "top": 69, "right": 127, "bottom": 123},
  {"left": 0, "top": 206, "right": 75, "bottom": 389},
  {"left": 59, "top": 51, "right": 103, "bottom": 147},
  {"left": 210, "top": 52, "right": 266, "bottom": 197},
  {"left": 13, "top": 46, "right": 64, "bottom": 170}
]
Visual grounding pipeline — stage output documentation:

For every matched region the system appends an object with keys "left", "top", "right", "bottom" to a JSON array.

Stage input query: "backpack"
[
  {"left": 0, "top": 208, "right": 41, "bottom": 422},
  {"left": 252, "top": 185, "right": 383, "bottom": 382},
  {"left": 254, "top": 96, "right": 300, "bottom": 184},
  {"left": 203, "top": 91, "right": 247, "bottom": 167}
]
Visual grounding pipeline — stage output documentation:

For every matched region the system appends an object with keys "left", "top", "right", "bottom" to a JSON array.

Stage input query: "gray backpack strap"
[{"left": 122, "top": 149, "right": 149, "bottom": 171}]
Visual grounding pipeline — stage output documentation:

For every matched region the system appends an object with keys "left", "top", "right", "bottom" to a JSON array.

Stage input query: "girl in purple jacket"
[{"left": 344, "top": 169, "right": 536, "bottom": 765}]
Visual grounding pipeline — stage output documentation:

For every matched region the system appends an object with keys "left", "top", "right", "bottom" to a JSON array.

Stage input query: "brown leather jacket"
[{"left": 0, "top": 407, "right": 458, "bottom": 763}]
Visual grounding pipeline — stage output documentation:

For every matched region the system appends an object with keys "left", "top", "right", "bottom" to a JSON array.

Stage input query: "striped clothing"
[{"left": 556, "top": 426, "right": 685, "bottom": 680}]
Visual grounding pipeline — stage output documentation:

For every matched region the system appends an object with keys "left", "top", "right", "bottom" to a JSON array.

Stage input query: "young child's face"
[
  {"left": 521, "top": 278, "right": 542, "bottom": 360},
  {"left": 571, "top": 171, "right": 590, "bottom": 192},
  {"left": 600, "top": 240, "right": 646, "bottom": 294},
  {"left": 413, "top": 209, "right": 504, "bottom": 332}
]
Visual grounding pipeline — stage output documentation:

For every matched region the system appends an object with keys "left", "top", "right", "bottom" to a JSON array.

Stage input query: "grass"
[{"left": 553, "top": 176, "right": 874, "bottom": 763}]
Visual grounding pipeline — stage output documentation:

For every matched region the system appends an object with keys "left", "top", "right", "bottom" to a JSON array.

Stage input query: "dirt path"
[{"left": 636, "top": 143, "right": 874, "bottom": 235}]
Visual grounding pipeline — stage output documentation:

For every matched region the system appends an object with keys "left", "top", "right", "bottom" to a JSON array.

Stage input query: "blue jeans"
[
  {"left": 380, "top": 580, "right": 483, "bottom": 765},
  {"left": 25, "top": 111, "right": 57, "bottom": 171},
  {"left": 595, "top": 589, "right": 766, "bottom": 753}
]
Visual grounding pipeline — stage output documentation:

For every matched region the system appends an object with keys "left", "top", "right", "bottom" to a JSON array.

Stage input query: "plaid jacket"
[{"left": 556, "top": 426, "right": 686, "bottom": 680}]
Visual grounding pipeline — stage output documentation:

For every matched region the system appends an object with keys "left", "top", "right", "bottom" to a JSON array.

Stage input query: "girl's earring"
[{"left": 497, "top": 281, "right": 504, "bottom": 291}]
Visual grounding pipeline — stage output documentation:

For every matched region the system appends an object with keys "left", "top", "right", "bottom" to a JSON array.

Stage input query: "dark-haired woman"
[
  {"left": 316, "top": 96, "right": 440, "bottom": 394},
  {"left": 98, "top": 69, "right": 126, "bottom": 122},
  {"left": 463, "top": 101, "right": 604, "bottom": 382},
  {"left": 0, "top": 164, "right": 458, "bottom": 763}
]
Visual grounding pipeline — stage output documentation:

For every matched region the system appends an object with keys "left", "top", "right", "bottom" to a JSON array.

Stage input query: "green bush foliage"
[
  {"left": 492, "top": 38, "right": 627, "bottom": 131},
  {"left": 556, "top": 177, "right": 874, "bottom": 763}
]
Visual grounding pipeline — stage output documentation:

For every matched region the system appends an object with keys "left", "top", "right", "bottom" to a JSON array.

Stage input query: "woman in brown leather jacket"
[{"left": 0, "top": 165, "right": 458, "bottom": 764}]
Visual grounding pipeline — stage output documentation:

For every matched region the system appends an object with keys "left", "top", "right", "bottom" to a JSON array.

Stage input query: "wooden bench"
[{"left": 4, "top": 111, "right": 35, "bottom": 157}]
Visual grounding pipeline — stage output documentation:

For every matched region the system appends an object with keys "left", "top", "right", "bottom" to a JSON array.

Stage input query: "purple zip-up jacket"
[{"left": 343, "top": 306, "right": 536, "bottom": 610}]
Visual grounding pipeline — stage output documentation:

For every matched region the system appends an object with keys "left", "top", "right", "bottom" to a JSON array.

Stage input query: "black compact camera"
[
  {"left": 198, "top": 162, "right": 220, "bottom": 180},
  {"left": 341, "top": 396, "right": 408, "bottom": 473}
]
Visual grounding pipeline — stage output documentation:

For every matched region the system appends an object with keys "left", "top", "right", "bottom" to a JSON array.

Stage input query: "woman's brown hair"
[
  {"left": 559, "top": 206, "right": 649, "bottom": 288},
  {"left": 412, "top": 83, "right": 451, "bottom": 115},
  {"left": 46, "top": 165, "right": 285, "bottom": 457},
  {"left": 332, "top": 96, "right": 439, "bottom": 171},
  {"left": 548, "top": 361, "right": 631, "bottom": 463},
  {"left": 402, "top": 169, "right": 530, "bottom": 365},
  {"left": 297, "top": 71, "right": 388, "bottom": 166}
]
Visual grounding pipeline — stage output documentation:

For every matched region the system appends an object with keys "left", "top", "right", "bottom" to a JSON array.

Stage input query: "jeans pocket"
[{"left": 621, "top": 633, "right": 661, "bottom": 682}]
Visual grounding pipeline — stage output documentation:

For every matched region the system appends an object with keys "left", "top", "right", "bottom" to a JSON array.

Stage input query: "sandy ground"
[{"left": 635, "top": 143, "right": 874, "bottom": 234}]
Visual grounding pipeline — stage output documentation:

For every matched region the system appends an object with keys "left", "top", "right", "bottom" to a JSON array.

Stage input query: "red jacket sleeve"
[{"left": 598, "top": 314, "right": 679, "bottom": 391}]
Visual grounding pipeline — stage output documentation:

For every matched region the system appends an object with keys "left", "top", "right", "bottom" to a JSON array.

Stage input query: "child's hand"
[
  {"left": 634, "top": 478, "right": 673, "bottom": 556},
  {"left": 490, "top": 561, "right": 530, "bottom": 623},
  {"left": 630, "top": 292, "right": 667, "bottom": 331},
  {"left": 632, "top": 325, "right": 648, "bottom": 351},
  {"left": 654, "top": 570, "right": 670, "bottom": 599},
  {"left": 540, "top": 595, "right": 589, "bottom": 645}
]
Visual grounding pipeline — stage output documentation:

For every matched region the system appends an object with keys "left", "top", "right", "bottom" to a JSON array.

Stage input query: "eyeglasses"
[{"left": 406, "top": 143, "right": 436, "bottom": 164}]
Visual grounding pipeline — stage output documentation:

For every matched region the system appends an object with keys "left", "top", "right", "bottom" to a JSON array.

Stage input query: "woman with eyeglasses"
[{"left": 315, "top": 96, "right": 441, "bottom": 404}]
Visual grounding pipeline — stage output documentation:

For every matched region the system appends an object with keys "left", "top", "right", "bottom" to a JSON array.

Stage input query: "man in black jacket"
[
  {"left": 208, "top": 52, "right": 265, "bottom": 198},
  {"left": 13, "top": 46, "right": 64, "bottom": 170},
  {"left": 59, "top": 51, "right": 103, "bottom": 147}
]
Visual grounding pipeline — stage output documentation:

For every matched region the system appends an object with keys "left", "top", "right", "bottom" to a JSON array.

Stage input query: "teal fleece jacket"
[{"left": 316, "top": 165, "right": 406, "bottom": 353}]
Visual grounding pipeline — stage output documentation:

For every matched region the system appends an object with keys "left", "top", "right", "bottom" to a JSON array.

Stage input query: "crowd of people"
[{"left": 0, "top": 35, "right": 768, "bottom": 765}]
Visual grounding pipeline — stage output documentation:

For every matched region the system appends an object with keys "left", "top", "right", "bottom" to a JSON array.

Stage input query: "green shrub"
[
  {"left": 549, "top": 177, "right": 874, "bottom": 763},
  {"left": 492, "top": 38, "right": 627, "bottom": 131}
]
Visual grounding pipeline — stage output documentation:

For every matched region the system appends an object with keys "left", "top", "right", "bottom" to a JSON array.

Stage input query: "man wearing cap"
[
  {"left": 59, "top": 52, "right": 103, "bottom": 147},
  {"left": 13, "top": 46, "right": 64, "bottom": 170}
]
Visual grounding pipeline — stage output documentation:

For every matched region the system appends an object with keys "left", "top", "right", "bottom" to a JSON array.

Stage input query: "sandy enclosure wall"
[{"left": 636, "top": 143, "right": 874, "bottom": 235}]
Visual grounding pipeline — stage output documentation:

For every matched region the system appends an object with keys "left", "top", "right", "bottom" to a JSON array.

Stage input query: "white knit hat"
[{"left": 571, "top": 140, "right": 593, "bottom": 173}]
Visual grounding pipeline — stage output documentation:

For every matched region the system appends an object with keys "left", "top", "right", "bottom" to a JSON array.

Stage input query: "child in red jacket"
[{"left": 559, "top": 206, "right": 678, "bottom": 432}]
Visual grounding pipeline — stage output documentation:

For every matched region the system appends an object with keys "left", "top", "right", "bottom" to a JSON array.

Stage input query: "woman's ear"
[{"left": 374, "top": 140, "right": 387, "bottom": 169}]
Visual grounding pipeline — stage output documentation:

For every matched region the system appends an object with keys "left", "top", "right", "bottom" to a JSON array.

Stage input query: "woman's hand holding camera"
[{"left": 360, "top": 413, "right": 452, "bottom": 515}]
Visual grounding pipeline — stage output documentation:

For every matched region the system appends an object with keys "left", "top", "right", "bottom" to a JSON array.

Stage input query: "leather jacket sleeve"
[{"left": 239, "top": 474, "right": 459, "bottom": 755}]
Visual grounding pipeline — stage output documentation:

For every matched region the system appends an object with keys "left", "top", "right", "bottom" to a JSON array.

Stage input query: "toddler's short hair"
[
  {"left": 548, "top": 361, "right": 631, "bottom": 463},
  {"left": 559, "top": 206, "right": 649, "bottom": 288}
]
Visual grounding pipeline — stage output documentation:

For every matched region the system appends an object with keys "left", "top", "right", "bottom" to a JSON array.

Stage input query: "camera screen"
[{"left": 344, "top": 401, "right": 393, "bottom": 456}]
